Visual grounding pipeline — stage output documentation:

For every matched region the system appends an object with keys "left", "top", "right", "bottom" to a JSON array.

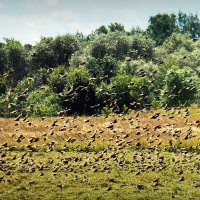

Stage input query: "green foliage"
[
  {"left": 8, "top": 77, "right": 38, "bottom": 115},
  {"left": 94, "top": 22, "right": 125, "bottom": 35},
  {"left": 4, "top": 38, "right": 29, "bottom": 82},
  {"left": 67, "top": 67, "right": 91, "bottom": 88},
  {"left": 14, "top": 76, "right": 36, "bottom": 94},
  {"left": 0, "top": 92, "right": 19, "bottom": 117},
  {"left": 177, "top": 11, "right": 200, "bottom": 38},
  {"left": 101, "top": 106, "right": 113, "bottom": 116},
  {"left": 33, "top": 68, "right": 51, "bottom": 86},
  {"left": 0, "top": 42, "right": 7, "bottom": 74},
  {"left": 90, "top": 32, "right": 130, "bottom": 60},
  {"left": 48, "top": 66, "right": 68, "bottom": 93},
  {"left": 129, "top": 76, "right": 152, "bottom": 108},
  {"left": 95, "top": 25, "right": 109, "bottom": 35},
  {"left": 147, "top": 13, "right": 178, "bottom": 45},
  {"left": 24, "top": 86, "right": 61, "bottom": 116},
  {"left": 81, "top": 55, "right": 118, "bottom": 79},
  {"left": 90, "top": 35, "right": 108, "bottom": 59},
  {"left": 108, "top": 22, "right": 125, "bottom": 32},
  {"left": 0, "top": 76, "right": 36, "bottom": 117},
  {"left": 109, "top": 33, "right": 130, "bottom": 60},
  {"left": 32, "top": 37, "right": 56, "bottom": 68},
  {"left": 52, "top": 34, "right": 80, "bottom": 65},
  {"left": 162, "top": 33, "right": 194, "bottom": 54},
  {"left": 108, "top": 75, "right": 151, "bottom": 111},
  {"left": 177, "top": 48, "right": 200, "bottom": 70},
  {"left": 0, "top": 95, "right": 9, "bottom": 117},
  {"left": 130, "top": 26, "right": 145, "bottom": 34},
  {"left": 161, "top": 67, "right": 199, "bottom": 107},
  {"left": 31, "top": 34, "right": 80, "bottom": 69},
  {"left": 0, "top": 75, "right": 7, "bottom": 96},
  {"left": 118, "top": 60, "right": 145, "bottom": 76},
  {"left": 62, "top": 67, "right": 97, "bottom": 115},
  {"left": 0, "top": 13, "right": 200, "bottom": 116},
  {"left": 131, "top": 33, "right": 155, "bottom": 60},
  {"left": 122, "top": 105, "right": 130, "bottom": 115},
  {"left": 69, "top": 51, "right": 88, "bottom": 68},
  {"left": 98, "top": 55, "right": 118, "bottom": 79}
]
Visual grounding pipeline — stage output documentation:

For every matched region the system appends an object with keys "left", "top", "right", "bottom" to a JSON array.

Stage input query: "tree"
[
  {"left": 90, "top": 32, "right": 131, "bottom": 60},
  {"left": 109, "top": 32, "right": 131, "bottom": 60},
  {"left": 48, "top": 66, "right": 68, "bottom": 93},
  {"left": 32, "top": 37, "right": 56, "bottom": 69},
  {"left": 75, "top": 31, "right": 86, "bottom": 42},
  {"left": 24, "top": 86, "right": 61, "bottom": 116},
  {"left": 130, "top": 33, "right": 155, "bottom": 60},
  {"left": 52, "top": 34, "right": 80, "bottom": 66},
  {"left": 108, "top": 22, "right": 125, "bottom": 32},
  {"left": 90, "top": 36, "right": 108, "bottom": 59},
  {"left": 0, "top": 42, "right": 7, "bottom": 74},
  {"left": 109, "top": 75, "right": 132, "bottom": 112},
  {"left": 62, "top": 67, "right": 96, "bottom": 115},
  {"left": 83, "top": 55, "right": 118, "bottom": 80},
  {"left": 147, "top": 13, "right": 178, "bottom": 45},
  {"left": 4, "top": 38, "right": 29, "bottom": 83},
  {"left": 94, "top": 23, "right": 125, "bottom": 35},
  {"left": 162, "top": 33, "right": 194, "bottom": 54},
  {"left": 107, "top": 75, "right": 152, "bottom": 111},
  {"left": 130, "top": 26, "right": 145, "bottom": 35},
  {"left": 161, "top": 66, "right": 199, "bottom": 107},
  {"left": 95, "top": 25, "right": 109, "bottom": 35},
  {"left": 0, "top": 75, "right": 7, "bottom": 96},
  {"left": 177, "top": 11, "right": 200, "bottom": 38}
]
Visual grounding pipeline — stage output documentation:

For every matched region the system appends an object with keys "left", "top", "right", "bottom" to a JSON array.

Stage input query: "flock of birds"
[
  {"left": 2, "top": 40, "right": 200, "bottom": 117},
  {"left": 0, "top": 107, "right": 199, "bottom": 196},
  {"left": 0, "top": 40, "right": 200, "bottom": 198}
]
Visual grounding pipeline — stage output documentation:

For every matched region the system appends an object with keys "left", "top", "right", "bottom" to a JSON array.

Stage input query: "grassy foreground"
[{"left": 0, "top": 108, "right": 200, "bottom": 200}]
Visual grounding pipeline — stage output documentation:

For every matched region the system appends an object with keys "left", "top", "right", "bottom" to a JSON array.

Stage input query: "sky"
[{"left": 0, "top": 0, "right": 200, "bottom": 44}]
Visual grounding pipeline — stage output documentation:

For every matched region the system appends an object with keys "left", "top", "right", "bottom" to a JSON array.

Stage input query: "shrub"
[
  {"left": 0, "top": 75, "right": 7, "bottom": 96},
  {"left": 161, "top": 33, "right": 194, "bottom": 54},
  {"left": 161, "top": 66, "right": 199, "bottom": 107},
  {"left": 90, "top": 32, "right": 131, "bottom": 60},
  {"left": 24, "top": 86, "right": 61, "bottom": 116},
  {"left": 130, "top": 33, "right": 155, "bottom": 60},
  {"left": 48, "top": 66, "right": 68, "bottom": 93},
  {"left": 62, "top": 67, "right": 97, "bottom": 115}
]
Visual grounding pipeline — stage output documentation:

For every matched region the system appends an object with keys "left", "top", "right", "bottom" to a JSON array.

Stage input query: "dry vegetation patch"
[{"left": 0, "top": 108, "right": 199, "bottom": 200}]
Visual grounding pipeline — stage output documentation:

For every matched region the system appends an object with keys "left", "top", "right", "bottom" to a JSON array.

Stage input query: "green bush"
[
  {"left": 161, "top": 66, "right": 199, "bottom": 107},
  {"left": 161, "top": 33, "right": 194, "bottom": 54},
  {"left": 0, "top": 94, "right": 9, "bottom": 117},
  {"left": 62, "top": 67, "right": 97, "bottom": 115},
  {"left": 130, "top": 33, "right": 155, "bottom": 60},
  {"left": 24, "top": 86, "right": 61, "bottom": 116},
  {"left": 129, "top": 76, "right": 152, "bottom": 109},
  {"left": 52, "top": 34, "right": 80, "bottom": 65},
  {"left": 90, "top": 32, "right": 131, "bottom": 60},
  {"left": 109, "top": 75, "right": 132, "bottom": 112},
  {"left": 0, "top": 18, "right": 200, "bottom": 116},
  {"left": 48, "top": 66, "right": 68, "bottom": 93},
  {"left": 32, "top": 37, "right": 56, "bottom": 69},
  {"left": 0, "top": 75, "right": 7, "bottom": 96},
  {"left": 100, "top": 75, "right": 152, "bottom": 112}
]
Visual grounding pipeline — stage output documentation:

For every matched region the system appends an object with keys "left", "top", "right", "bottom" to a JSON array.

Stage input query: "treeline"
[{"left": 0, "top": 11, "right": 200, "bottom": 117}]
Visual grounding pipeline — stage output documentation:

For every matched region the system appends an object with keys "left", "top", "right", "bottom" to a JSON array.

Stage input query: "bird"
[
  {"left": 14, "top": 114, "right": 23, "bottom": 121},
  {"left": 192, "top": 38, "right": 198, "bottom": 42},
  {"left": 126, "top": 58, "right": 132, "bottom": 62}
]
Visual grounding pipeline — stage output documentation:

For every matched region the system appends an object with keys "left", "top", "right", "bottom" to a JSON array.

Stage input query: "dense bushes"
[
  {"left": 0, "top": 13, "right": 200, "bottom": 117},
  {"left": 24, "top": 86, "right": 61, "bottom": 116},
  {"left": 61, "top": 67, "right": 97, "bottom": 115},
  {"left": 161, "top": 67, "right": 200, "bottom": 107}
]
